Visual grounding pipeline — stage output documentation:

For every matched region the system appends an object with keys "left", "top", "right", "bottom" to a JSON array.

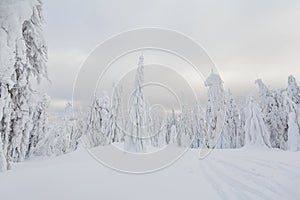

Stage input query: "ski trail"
[
  {"left": 195, "top": 148, "right": 300, "bottom": 200},
  {"left": 198, "top": 159, "right": 234, "bottom": 200},
  {"left": 211, "top": 157, "right": 296, "bottom": 199},
  {"left": 248, "top": 158, "right": 300, "bottom": 173},
  {"left": 223, "top": 154, "right": 300, "bottom": 185},
  {"left": 205, "top": 158, "right": 276, "bottom": 200}
]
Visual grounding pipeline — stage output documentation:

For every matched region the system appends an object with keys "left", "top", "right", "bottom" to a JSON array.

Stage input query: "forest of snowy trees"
[
  {"left": 1, "top": 0, "right": 300, "bottom": 172},
  {"left": 82, "top": 55, "right": 300, "bottom": 153}
]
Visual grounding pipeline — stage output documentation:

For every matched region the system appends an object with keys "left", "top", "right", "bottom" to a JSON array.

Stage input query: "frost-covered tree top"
[
  {"left": 135, "top": 55, "right": 145, "bottom": 92},
  {"left": 255, "top": 79, "right": 272, "bottom": 105},
  {"left": 205, "top": 69, "right": 223, "bottom": 88},
  {"left": 0, "top": 0, "right": 47, "bottom": 84},
  {"left": 205, "top": 70, "right": 225, "bottom": 109},
  {"left": 287, "top": 75, "right": 300, "bottom": 104},
  {"left": 0, "top": 0, "right": 33, "bottom": 78},
  {"left": 205, "top": 70, "right": 225, "bottom": 110}
]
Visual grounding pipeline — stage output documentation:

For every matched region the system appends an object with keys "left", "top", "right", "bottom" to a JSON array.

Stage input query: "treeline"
[{"left": 82, "top": 56, "right": 300, "bottom": 152}]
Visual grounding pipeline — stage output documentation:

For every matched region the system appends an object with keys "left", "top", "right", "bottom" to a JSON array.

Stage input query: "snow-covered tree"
[
  {"left": 273, "top": 90, "right": 289, "bottom": 149},
  {"left": 0, "top": 0, "right": 48, "bottom": 165},
  {"left": 287, "top": 111, "right": 300, "bottom": 151},
  {"left": 124, "top": 55, "right": 151, "bottom": 152},
  {"left": 227, "top": 90, "right": 240, "bottom": 148},
  {"left": 85, "top": 94, "right": 111, "bottom": 147},
  {"left": 0, "top": 82, "right": 12, "bottom": 170},
  {"left": 205, "top": 70, "right": 226, "bottom": 148},
  {"left": 216, "top": 90, "right": 239, "bottom": 148},
  {"left": 109, "top": 84, "right": 125, "bottom": 143},
  {"left": 0, "top": 135, "right": 8, "bottom": 171},
  {"left": 35, "top": 102, "right": 80, "bottom": 156},
  {"left": 27, "top": 94, "right": 50, "bottom": 157},
  {"left": 149, "top": 108, "right": 166, "bottom": 147},
  {"left": 63, "top": 102, "right": 80, "bottom": 152},
  {"left": 177, "top": 104, "right": 193, "bottom": 147},
  {"left": 191, "top": 102, "right": 206, "bottom": 148},
  {"left": 287, "top": 75, "right": 300, "bottom": 104},
  {"left": 283, "top": 96, "right": 300, "bottom": 151},
  {"left": 244, "top": 96, "right": 271, "bottom": 148},
  {"left": 164, "top": 109, "right": 177, "bottom": 145},
  {"left": 237, "top": 98, "right": 246, "bottom": 148},
  {"left": 47, "top": 126, "right": 67, "bottom": 156},
  {"left": 255, "top": 79, "right": 288, "bottom": 149},
  {"left": 284, "top": 75, "right": 300, "bottom": 151},
  {"left": 84, "top": 85, "right": 126, "bottom": 148}
]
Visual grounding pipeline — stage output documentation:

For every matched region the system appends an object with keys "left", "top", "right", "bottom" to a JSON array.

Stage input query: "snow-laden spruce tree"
[
  {"left": 237, "top": 98, "right": 246, "bottom": 148},
  {"left": 165, "top": 109, "right": 177, "bottom": 144},
  {"left": 124, "top": 55, "right": 152, "bottom": 152},
  {"left": 27, "top": 94, "right": 50, "bottom": 157},
  {"left": 109, "top": 84, "right": 125, "bottom": 143},
  {"left": 191, "top": 102, "right": 206, "bottom": 148},
  {"left": 150, "top": 109, "right": 166, "bottom": 147},
  {"left": 255, "top": 79, "right": 288, "bottom": 149},
  {"left": 226, "top": 90, "right": 240, "bottom": 148},
  {"left": 63, "top": 102, "right": 80, "bottom": 152},
  {"left": 85, "top": 87, "right": 126, "bottom": 148},
  {"left": 244, "top": 96, "right": 271, "bottom": 148},
  {"left": 217, "top": 90, "right": 240, "bottom": 148},
  {"left": 0, "top": 134, "right": 8, "bottom": 171},
  {"left": 284, "top": 96, "right": 300, "bottom": 151},
  {"left": 85, "top": 94, "right": 111, "bottom": 147},
  {"left": 287, "top": 75, "right": 300, "bottom": 104},
  {"left": 0, "top": 0, "right": 47, "bottom": 169},
  {"left": 285, "top": 75, "right": 300, "bottom": 150},
  {"left": 0, "top": 82, "right": 11, "bottom": 170},
  {"left": 273, "top": 89, "right": 289, "bottom": 149},
  {"left": 287, "top": 111, "right": 300, "bottom": 151},
  {"left": 177, "top": 104, "right": 193, "bottom": 147},
  {"left": 205, "top": 70, "right": 226, "bottom": 148}
]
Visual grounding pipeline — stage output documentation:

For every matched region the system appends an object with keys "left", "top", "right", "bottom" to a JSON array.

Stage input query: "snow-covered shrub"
[{"left": 35, "top": 103, "right": 80, "bottom": 156}]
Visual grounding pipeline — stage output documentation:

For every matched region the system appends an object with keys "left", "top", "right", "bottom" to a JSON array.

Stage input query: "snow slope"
[{"left": 0, "top": 147, "right": 300, "bottom": 200}]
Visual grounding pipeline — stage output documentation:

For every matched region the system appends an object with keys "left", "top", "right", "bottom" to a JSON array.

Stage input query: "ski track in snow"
[
  {"left": 207, "top": 157, "right": 282, "bottom": 200},
  {"left": 0, "top": 147, "right": 300, "bottom": 200},
  {"left": 198, "top": 149, "right": 300, "bottom": 200}
]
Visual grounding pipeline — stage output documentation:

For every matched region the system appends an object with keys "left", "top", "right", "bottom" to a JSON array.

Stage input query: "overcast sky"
[{"left": 40, "top": 0, "right": 300, "bottom": 113}]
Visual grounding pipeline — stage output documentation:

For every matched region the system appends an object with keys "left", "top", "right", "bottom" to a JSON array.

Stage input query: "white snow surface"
[{"left": 0, "top": 146, "right": 300, "bottom": 200}]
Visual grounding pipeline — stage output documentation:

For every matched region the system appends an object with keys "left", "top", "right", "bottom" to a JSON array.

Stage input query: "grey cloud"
[{"left": 42, "top": 0, "right": 300, "bottom": 113}]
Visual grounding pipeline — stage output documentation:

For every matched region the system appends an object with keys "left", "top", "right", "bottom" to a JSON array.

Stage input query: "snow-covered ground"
[{"left": 0, "top": 147, "right": 300, "bottom": 200}]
